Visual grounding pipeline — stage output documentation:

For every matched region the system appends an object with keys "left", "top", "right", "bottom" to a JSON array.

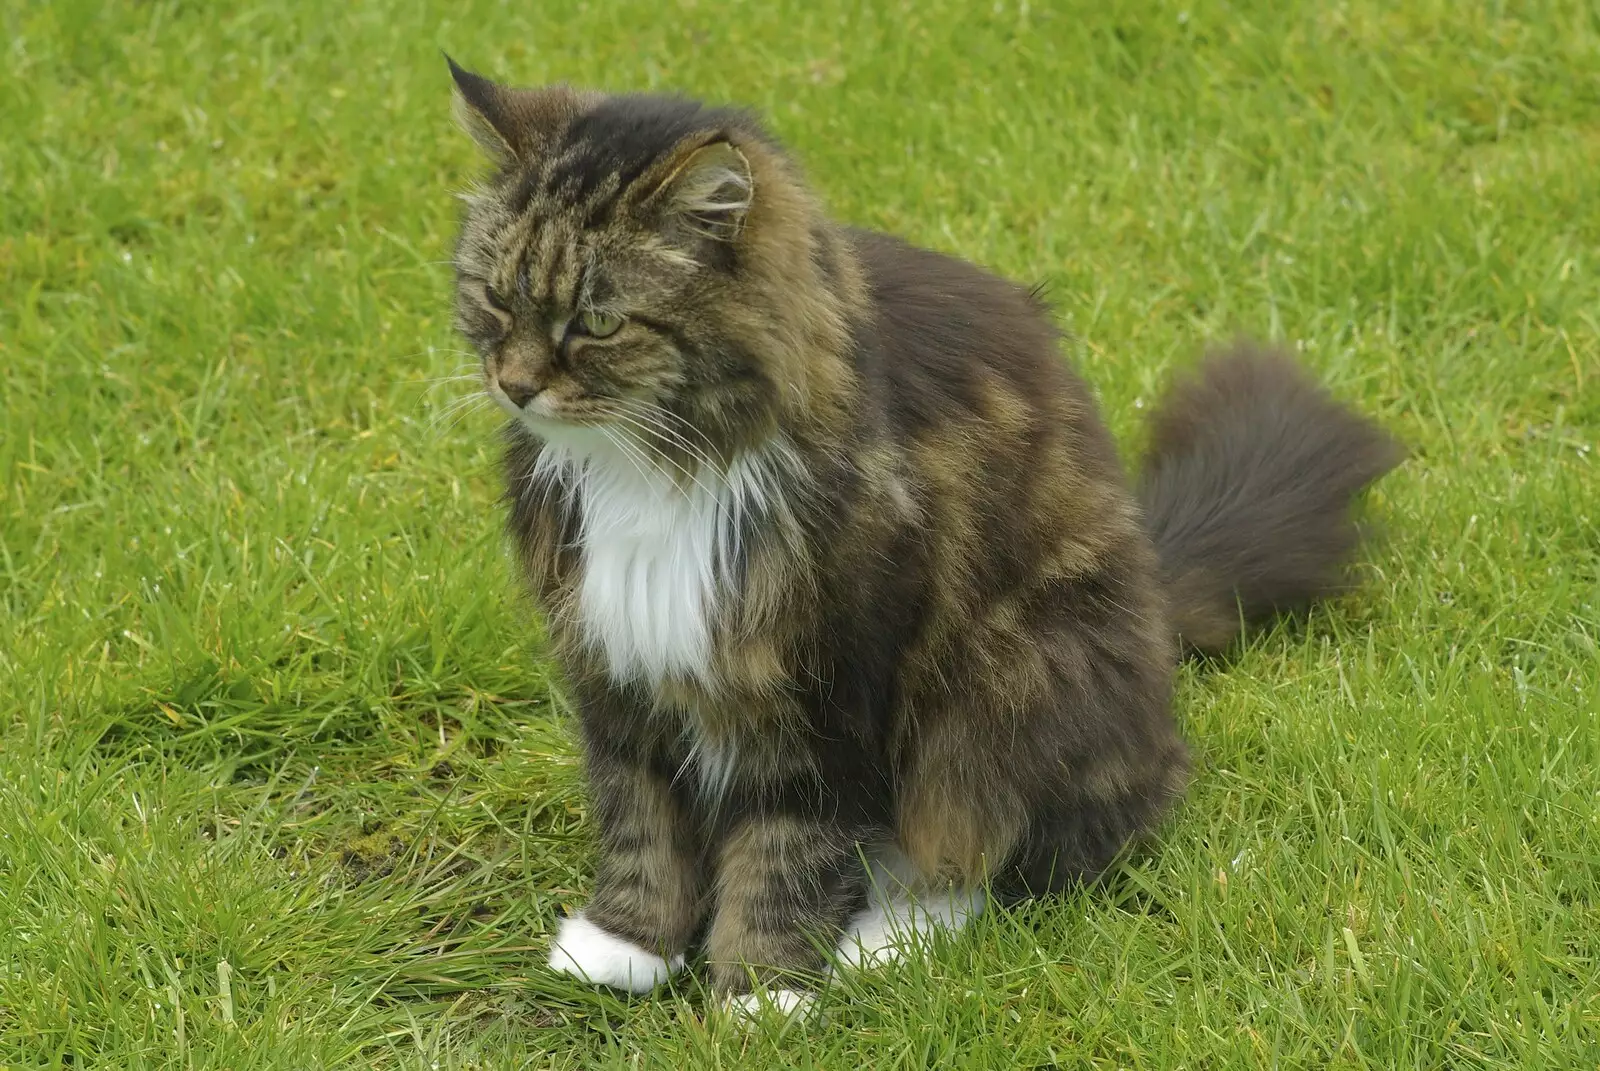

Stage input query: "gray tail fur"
[{"left": 1137, "top": 342, "right": 1403, "bottom": 655}]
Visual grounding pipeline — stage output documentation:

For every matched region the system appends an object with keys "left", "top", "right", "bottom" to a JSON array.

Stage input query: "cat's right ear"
[
  {"left": 447, "top": 55, "right": 522, "bottom": 163},
  {"left": 446, "top": 55, "right": 583, "bottom": 164}
]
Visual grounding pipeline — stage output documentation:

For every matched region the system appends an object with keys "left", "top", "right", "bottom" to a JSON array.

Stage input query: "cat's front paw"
[
  {"left": 721, "top": 987, "right": 818, "bottom": 1028},
  {"left": 834, "top": 884, "right": 985, "bottom": 970},
  {"left": 547, "top": 912, "right": 684, "bottom": 994}
]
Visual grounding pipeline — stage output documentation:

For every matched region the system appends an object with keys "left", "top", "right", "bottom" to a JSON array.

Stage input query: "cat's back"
[
  {"left": 844, "top": 227, "right": 1120, "bottom": 475},
  {"left": 827, "top": 228, "right": 1142, "bottom": 632}
]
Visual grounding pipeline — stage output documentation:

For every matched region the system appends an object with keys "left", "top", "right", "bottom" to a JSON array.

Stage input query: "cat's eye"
[
  {"left": 578, "top": 310, "right": 624, "bottom": 339},
  {"left": 480, "top": 284, "right": 513, "bottom": 336}
]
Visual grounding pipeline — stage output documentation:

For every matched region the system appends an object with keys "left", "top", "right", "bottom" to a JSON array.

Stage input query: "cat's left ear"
[{"left": 651, "top": 140, "right": 754, "bottom": 244}]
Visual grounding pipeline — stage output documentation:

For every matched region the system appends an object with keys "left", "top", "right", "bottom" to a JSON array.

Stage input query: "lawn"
[{"left": 2, "top": 0, "right": 1597, "bottom": 1067}]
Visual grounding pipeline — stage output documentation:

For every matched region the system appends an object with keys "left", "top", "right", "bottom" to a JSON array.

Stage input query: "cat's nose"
[{"left": 498, "top": 377, "right": 540, "bottom": 408}]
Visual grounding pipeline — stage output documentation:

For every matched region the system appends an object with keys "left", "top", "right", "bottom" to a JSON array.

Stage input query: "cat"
[{"left": 445, "top": 58, "right": 1401, "bottom": 1016}]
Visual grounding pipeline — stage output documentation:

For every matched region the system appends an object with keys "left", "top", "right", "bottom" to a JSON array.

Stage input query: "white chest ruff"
[{"left": 536, "top": 431, "right": 797, "bottom": 686}]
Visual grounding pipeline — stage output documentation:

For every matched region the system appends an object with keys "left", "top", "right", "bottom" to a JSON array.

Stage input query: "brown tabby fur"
[{"left": 446, "top": 60, "right": 1402, "bottom": 995}]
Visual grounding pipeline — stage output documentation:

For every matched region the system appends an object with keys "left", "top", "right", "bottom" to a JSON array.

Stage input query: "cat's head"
[{"left": 447, "top": 59, "right": 855, "bottom": 463}]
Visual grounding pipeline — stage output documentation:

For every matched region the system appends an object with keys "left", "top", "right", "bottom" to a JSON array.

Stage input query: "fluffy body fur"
[{"left": 446, "top": 60, "right": 1401, "bottom": 1003}]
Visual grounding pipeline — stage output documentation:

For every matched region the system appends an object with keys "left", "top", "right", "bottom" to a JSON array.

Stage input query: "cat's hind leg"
[{"left": 895, "top": 561, "right": 1189, "bottom": 904}]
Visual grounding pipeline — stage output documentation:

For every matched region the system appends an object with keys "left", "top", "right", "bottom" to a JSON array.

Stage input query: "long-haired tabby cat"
[{"left": 446, "top": 59, "right": 1400, "bottom": 1016}]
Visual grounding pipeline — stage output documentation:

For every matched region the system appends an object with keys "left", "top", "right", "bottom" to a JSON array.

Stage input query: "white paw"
[
  {"left": 835, "top": 848, "right": 984, "bottom": 970},
  {"left": 836, "top": 900, "right": 906, "bottom": 969},
  {"left": 547, "top": 912, "right": 683, "bottom": 993},
  {"left": 722, "top": 988, "right": 816, "bottom": 1026}
]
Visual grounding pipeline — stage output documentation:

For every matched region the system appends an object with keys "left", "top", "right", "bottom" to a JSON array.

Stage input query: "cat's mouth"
[
  {"left": 486, "top": 378, "right": 571, "bottom": 423},
  {"left": 488, "top": 380, "right": 643, "bottom": 432}
]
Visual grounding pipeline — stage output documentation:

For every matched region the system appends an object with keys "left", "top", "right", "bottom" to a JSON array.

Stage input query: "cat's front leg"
[
  {"left": 704, "top": 784, "right": 874, "bottom": 1010},
  {"left": 548, "top": 686, "right": 703, "bottom": 993}
]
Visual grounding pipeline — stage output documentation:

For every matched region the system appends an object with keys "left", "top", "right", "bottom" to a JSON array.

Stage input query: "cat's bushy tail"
[{"left": 1136, "top": 342, "right": 1403, "bottom": 655}]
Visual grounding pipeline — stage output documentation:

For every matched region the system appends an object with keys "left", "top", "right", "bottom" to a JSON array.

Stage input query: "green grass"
[{"left": 2, "top": 0, "right": 1597, "bottom": 1066}]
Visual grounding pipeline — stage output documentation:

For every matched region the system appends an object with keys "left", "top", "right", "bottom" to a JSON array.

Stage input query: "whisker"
[
  {"left": 601, "top": 398, "right": 723, "bottom": 475},
  {"left": 598, "top": 407, "right": 716, "bottom": 482},
  {"left": 594, "top": 406, "right": 723, "bottom": 503},
  {"left": 413, "top": 374, "right": 485, "bottom": 392},
  {"left": 631, "top": 400, "right": 723, "bottom": 460},
  {"left": 597, "top": 424, "right": 659, "bottom": 491},
  {"left": 431, "top": 390, "right": 488, "bottom": 414},
  {"left": 427, "top": 392, "right": 494, "bottom": 433},
  {"left": 395, "top": 347, "right": 481, "bottom": 363},
  {"left": 609, "top": 397, "right": 722, "bottom": 459},
  {"left": 603, "top": 406, "right": 718, "bottom": 475}
]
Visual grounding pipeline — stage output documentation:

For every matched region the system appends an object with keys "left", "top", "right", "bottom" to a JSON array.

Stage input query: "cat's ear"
[
  {"left": 447, "top": 56, "right": 522, "bottom": 162},
  {"left": 446, "top": 55, "right": 580, "bottom": 164},
  {"left": 652, "top": 140, "right": 754, "bottom": 244}
]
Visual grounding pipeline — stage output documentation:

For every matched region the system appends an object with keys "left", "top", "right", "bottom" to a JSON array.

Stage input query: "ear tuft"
[{"left": 659, "top": 141, "right": 754, "bottom": 243}]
